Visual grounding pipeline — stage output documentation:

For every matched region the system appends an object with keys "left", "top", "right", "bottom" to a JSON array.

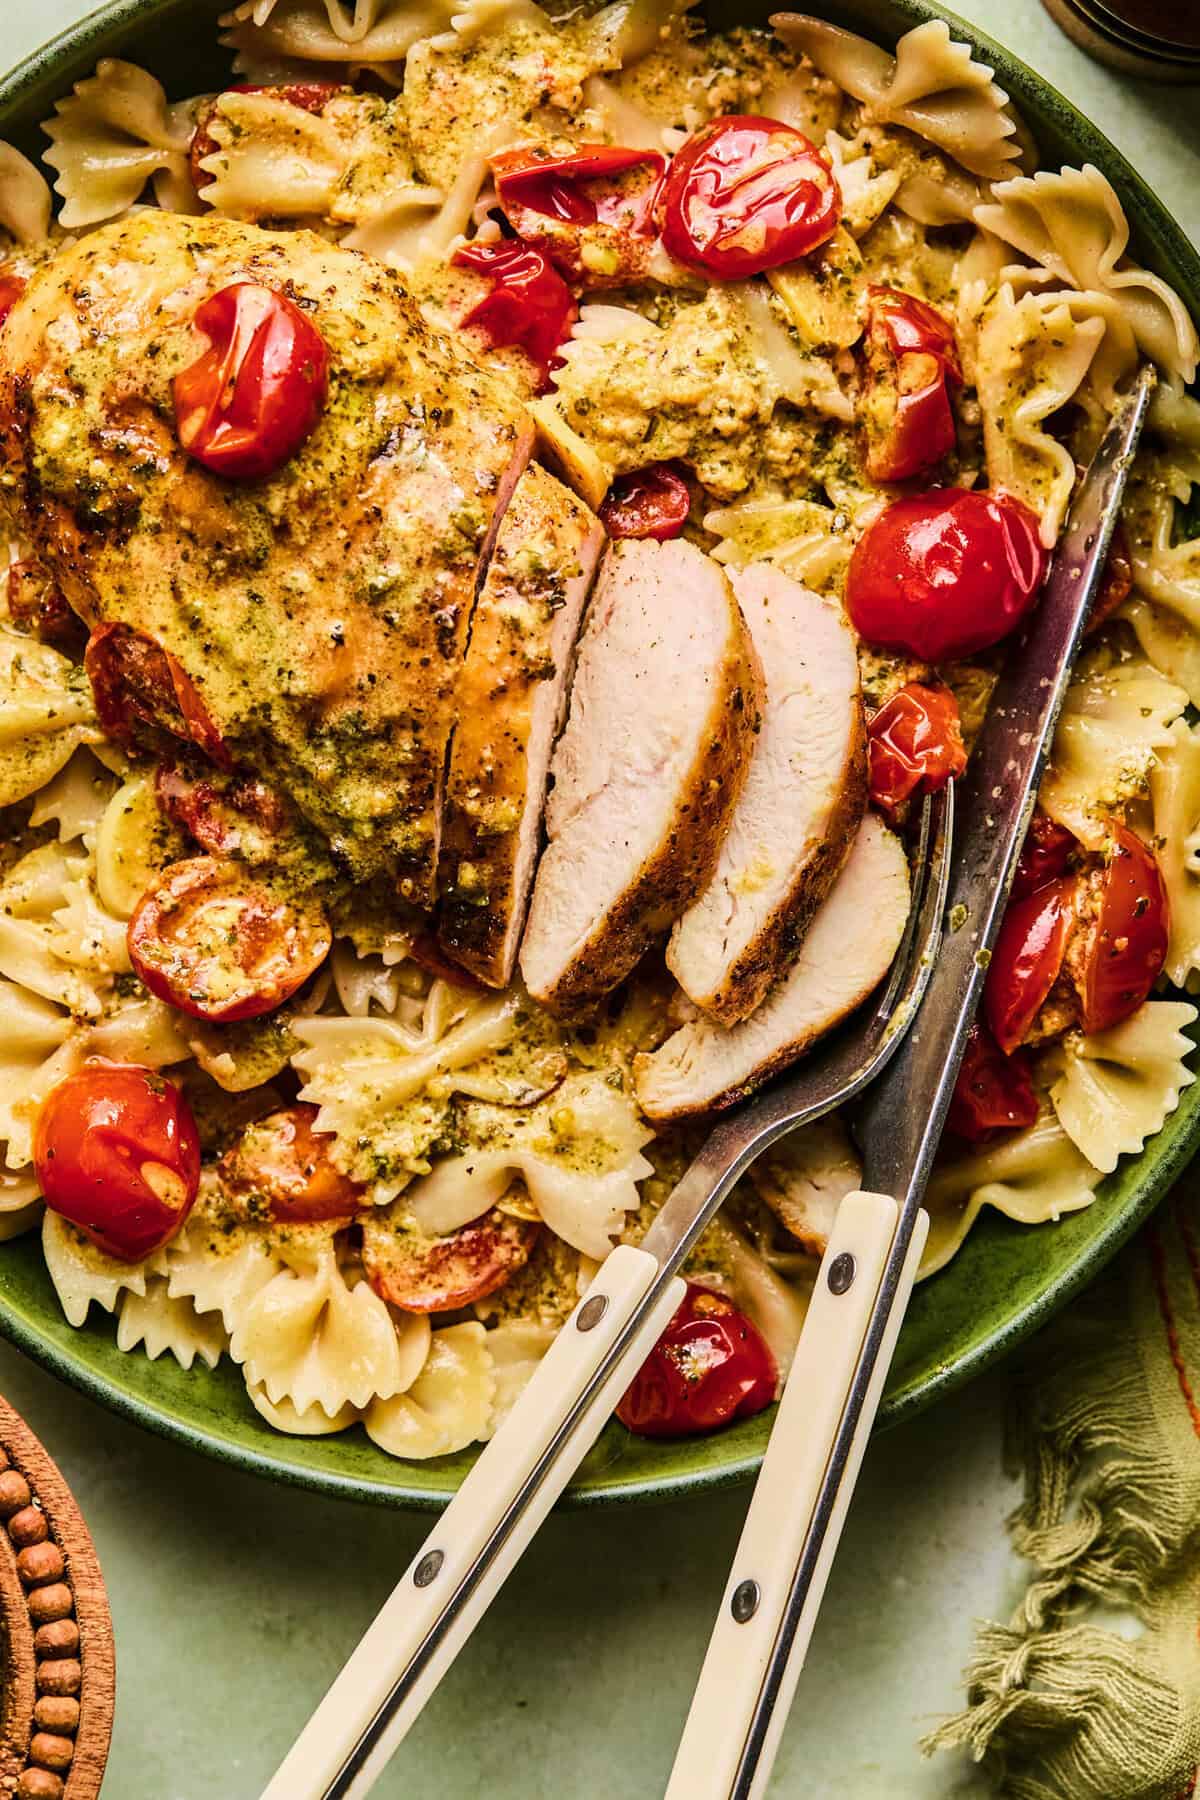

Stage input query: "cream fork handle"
[
  {"left": 263, "top": 1243, "right": 686, "bottom": 1800},
  {"left": 665, "top": 1191, "right": 928, "bottom": 1800}
]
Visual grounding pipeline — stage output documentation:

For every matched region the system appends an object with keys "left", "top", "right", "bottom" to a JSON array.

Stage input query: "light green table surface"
[{"left": 1, "top": 4, "right": 1197, "bottom": 1795}]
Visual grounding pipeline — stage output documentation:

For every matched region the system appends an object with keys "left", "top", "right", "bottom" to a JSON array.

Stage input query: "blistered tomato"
[
  {"left": 452, "top": 239, "right": 576, "bottom": 388},
  {"left": 1011, "top": 812, "right": 1075, "bottom": 902},
  {"left": 492, "top": 143, "right": 665, "bottom": 226},
  {"left": 1087, "top": 517, "right": 1134, "bottom": 635},
  {"left": 85, "top": 622, "right": 231, "bottom": 768},
  {"left": 190, "top": 83, "right": 346, "bottom": 191},
  {"left": 1078, "top": 825, "right": 1169, "bottom": 1032},
  {"left": 599, "top": 462, "right": 691, "bottom": 540},
  {"left": 617, "top": 1283, "right": 776, "bottom": 1438},
  {"left": 173, "top": 283, "right": 329, "bottom": 480},
  {"left": 946, "top": 1022, "right": 1038, "bottom": 1143},
  {"left": 0, "top": 273, "right": 26, "bottom": 329},
  {"left": 984, "top": 874, "right": 1077, "bottom": 1055},
  {"left": 6, "top": 559, "right": 80, "bottom": 650},
  {"left": 866, "top": 683, "right": 966, "bottom": 823},
  {"left": 128, "top": 856, "right": 331, "bottom": 1022},
  {"left": 846, "top": 488, "right": 1048, "bottom": 663},
  {"left": 660, "top": 116, "right": 841, "bottom": 279},
  {"left": 362, "top": 1206, "right": 539, "bottom": 1311},
  {"left": 219, "top": 1104, "right": 364, "bottom": 1225},
  {"left": 155, "top": 761, "right": 289, "bottom": 861},
  {"left": 861, "top": 287, "right": 961, "bottom": 482},
  {"left": 33, "top": 1064, "right": 200, "bottom": 1262}
]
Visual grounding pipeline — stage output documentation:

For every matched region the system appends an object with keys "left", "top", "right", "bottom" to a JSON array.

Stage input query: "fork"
[{"left": 262, "top": 785, "right": 954, "bottom": 1800}]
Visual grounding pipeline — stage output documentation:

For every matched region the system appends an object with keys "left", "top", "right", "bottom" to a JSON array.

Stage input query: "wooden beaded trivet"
[{"left": 0, "top": 1396, "right": 114, "bottom": 1800}]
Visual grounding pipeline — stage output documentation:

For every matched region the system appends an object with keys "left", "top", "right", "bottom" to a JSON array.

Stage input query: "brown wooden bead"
[
  {"left": 33, "top": 1696, "right": 79, "bottom": 1735},
  {"left": 0, "top": 1468, "right": 32, "bottom": 1516},
  {"left": 27, "top": 1583, "right": 73, "bottom": 1624},
  {"left": 28, "top": 1732, "right": 74, "bottom": 1773},
  {"left": 7, "top": 1504, "right": 49, "bottom": 1547},
  {"left": 18, "top": 1542, "right": 65, "bottom": 1588},
  {"left": 34, "top": 1620, "right": 78, "bottom": 1658},
  {"left": 16, "top": 1771, "right": 64, "bottom": 1800},
  {"left": 35, "top": 1658, "right": 81, "bottom": 1696}
]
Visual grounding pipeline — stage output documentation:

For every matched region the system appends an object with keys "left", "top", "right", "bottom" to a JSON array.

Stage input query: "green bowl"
[{"left": 2, "top": 0, "right": 1198, "bottom": 1509}]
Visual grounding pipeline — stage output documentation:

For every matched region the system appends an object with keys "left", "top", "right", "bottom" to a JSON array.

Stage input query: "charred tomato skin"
[
  {"left": 85, "top": 622, "right": 232, "bottom": 768},
  {"left": 617, "top": 1283, "right": 777, "bottom": 1438}
]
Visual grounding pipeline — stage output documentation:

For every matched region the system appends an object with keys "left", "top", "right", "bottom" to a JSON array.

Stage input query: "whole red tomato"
[
  {"left": 984, "top": 874, "right": 1077, "bottom": 1055},
  {"left": 617, "top": 1284, "right": 776, "bottom": 1438},
  {"left": 173, "top": 283, "right": 330, "bottom": 481},
  {"left": 219, "top": 1104, "right": 365, "bottom": 1225},
  {"left": 452, "top": 239, "right": 576, "bottom": 388},
  {"left": 1011, "top": 812, "right": 1075, "bottom": 902},
  {"left": 362, "top": 1206, "right": 539, "bottom": 1312},
  {"left": 947, "top": 1022, "right": 1039, "bottom": 1142},
  {"left": 660, "top": 116, "right": 841, "bottom": 279},
  {"left": 33, "top": 1064, "right": 201, "bottom": 1262},
  {"left": 862, "top": 287, "right": 961, "bottom": 482},
  {"left": 867, "top": 682, "right": 966, "bottom": 823},
  {"left": 127, "top": 856, "right": 331, "bottom": 1023},
  {"left": 599, "top": 462, "right": 691, "bottom": 541},
  {"left": 85, "top": 622, "right": 231, "bottom": 768},
  {"left": 1078, "top": 825, "right": 1169, "bottom": 1033},
  {"left": 190, "top": 83, "right": 346, "bottom": 191},
  {"left": 0, "top": 273, "right": 26, "bottom": 330},
  {"left": 846, "top": 489, "right": 1048, "bottom": 663}
]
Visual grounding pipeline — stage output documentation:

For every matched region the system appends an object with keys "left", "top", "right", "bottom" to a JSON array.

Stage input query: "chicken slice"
[
  {"left": 635, "top": 814, "right": 909, "bottom": 1121},
  {"left": 747, "top": 1115, "right": 863, "bottom": 1257},
  {"left": 520, "top": 539, "right": 763, "bottom": 1014},
  {"left": 667, "top": 565, "right": 866, "bottom": 1025},
  {"left": 0, "top": 210, "right": 533, "bottom": 901},
  {"left": 437, "top": 464, "right": 604, "bottom": 987}
]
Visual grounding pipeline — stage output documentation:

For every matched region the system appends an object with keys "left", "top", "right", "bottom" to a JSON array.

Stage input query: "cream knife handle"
[
  {"left": 665, "top": 1191, "right": 928, "bottom": 1800},
  {"left": 263, "top": 1243, "right": 686, "bottom": 1800}
]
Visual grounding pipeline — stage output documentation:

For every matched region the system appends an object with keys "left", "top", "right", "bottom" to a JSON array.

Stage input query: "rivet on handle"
[
  {"left": 730, "top": 1580, "right": 760, "bottom": 1624},
  {"left": 576, "top": 1295, "right": 608, "bottom": 1332},
  {"left": 413, "top": 1550, "right": 444, "bottom": 1589},
  {"left": 827, "top": 1253, "right": 856, "bottom": 1296}
]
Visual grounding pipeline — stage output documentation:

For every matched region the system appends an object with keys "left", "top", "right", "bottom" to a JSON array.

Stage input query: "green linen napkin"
[{"left": 925, "top": 1185, "right": 1200, "bottom": 1799}]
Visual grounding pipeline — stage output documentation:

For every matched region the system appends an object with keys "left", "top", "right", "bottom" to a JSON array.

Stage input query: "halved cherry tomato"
[
  {"left": 866, "top": 683, "right": 966, "bottom": 824},
  {"left": 1078, "top": 824, "right": 1169, "bottom": 1033},
  {"left": 190, "top": 83, "right": 346, "bottom": 192},
  {"left": 361, "top": 1205, "right": 539, "bottom": 1312},
  {"left": 599, "top": 461, "right": 691, "bottom": 541},
  {"left": 0, "top": 273, "right": 26, "bottom": 330},
  {"left": 1087, "top": 517, "right": 1134, "bottom": 635},
  {"left": 173, "top": 283, "right": 329, "bottom": 481},
  {"left": 85, "top": 622, "right": 231, "bottom": 768},
  {"left": 660, "top": 116, "right": 841, "bottom": 279},
  {"left": 33, "top": 1064, "right": 200, "bottom": 1262},
  {"left": 946, "top": 1022, "right": 1038, "bottom": 1143},
  {"left": 452, "top": 240, "right": 576, "bottom": 389},
  {"left": 846, "top": 488, "right": 1048, "bottom": 663},
  {"left": 1011, "top": 812, "right": 1075, "bottom": 902},
  {"left": 127, "top": 855, "right": 332, "bottom": 1022},
  {"left": 492, "top": 144, "right": 665, "bottom": 227},
  {"left": 617, "top": 1283, "right": 777, "bottom": 1438},
  {"left": 6, "top": 559, "right": 81, "bottom": 651},
  {"left": 861, "top": 287, "right": 961, "bottom": 483},
  {"left": 408, "top": 931, "right": 485, "bottom": 992},
  {"left": 155, "top": 761, "right": 289, "bottom": 862},
  {"left": 984, "top": 873, "right": 1077, "bottom": 1055},
  {"left": 218, "top": 1104, "right": 364, "bottom": 1224}
]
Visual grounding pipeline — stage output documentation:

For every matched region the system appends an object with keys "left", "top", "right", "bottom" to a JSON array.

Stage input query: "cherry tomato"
[
  {"left": 361, "top": 1206, "right": 539, "bottom": 1312},
  {"left": 33, "top": 1064, "right": 200, "bottom": 1262},
  {"left": 599, "top": 462, "right": 691, "bottom": 541},
  {"left": 1087, "top": 517, "right": 1134, "bottom": 635},
  {"left": 984, "top": 874, "right": 1077, "bottom": 1055},
  {"left": 946, "top": 1022, "right": 1038, "bottom": 1143},
  {"left": 660, "top": 116, "right": 841, "bottom": 279},
  {"left": 452, "top": 240, "right": 576, "bottom": 388},
  {"left": 0, "top": 273, "right": 26, "bottom": 330},
  {"left": 155, "top": 761, "right": 289, "bottom": 861},
  {"left": 866, "top": 682, "right": 966, "bottom": 824},
  {"left": 408, "top": 931, "right": 485, "bottom": 992},
  {"left": 190, "top": 83, "right": 346, "bottom": 191},
  {"left": 127, "top": 855, "right": 332, "bottom": 1022},
  {"left": 85, "top": 622, "right": 231, "bottom": 768},
  {"left": 6, "top": 559, "right": 81, "bottom": 651},
  {"left": 173, "top": 283, "right": 330, "bottom": 481},
  {"left": 617, "top": 1283, "right": 776, "bottom": 1438},
  {"left": 1011, "top": 812, "right": 1075, "bottom": 902},
  {"left": 492, "top": 144, "right": 665, "bottom": 227},
  {"left": 846, "top": 489, "right": 1048, "bottom": 663},
  {"left": 1078, "top": 824, "right": 1169, "bottom": 1033},
  {"left": 861, "top": 287, "right": 961, "bottom": 482},
  {"left": 218, "top": 1103, "right": 364, "bottom": 1225}
]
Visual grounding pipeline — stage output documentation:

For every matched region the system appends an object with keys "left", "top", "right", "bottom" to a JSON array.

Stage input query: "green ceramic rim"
[{"left": 1, "top": 0, "right": 1198, "bottom": 1510}]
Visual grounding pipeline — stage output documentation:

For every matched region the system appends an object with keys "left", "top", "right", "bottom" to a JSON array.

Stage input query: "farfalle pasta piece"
[
  {"left": 975, "top": 166, "right": 1199, "bottom": 383},
  {"left": 364, "top": 1321, "right": 494, "bottom": 1458},
  {"left": 0, "top": 844, "right": 111, "bottom": 1021},
  {"left": 221, "top": 0, "right": 452, "bottom": 64},
  {"left": 923, "top": 1108, "right": 1101, "bottom": 1278},
  {"left": 42, "top": 59, "right": 200, "bottom": 228},
  {"left": 28, "top": 751, "right": 117, "bottom": 848},
  {"left": 117, "top": 1285, "right": 228, "bottom": 1370},
  {"left": 338, "top": 183, "right": 447, "bottom": 267},
  {"left": 249, "top": 1387, "right": 362, "bottom": 1434},
  {"left": 479, "top": 1320, "right": 555, "bottom": 1438},
  {"left": 0, "top": 980, "right": 74, "bottom": 1170},
  {"left": 0, "top": 143, "right": 53, "bottom": 244},
  {"left": 1149, "top": 723, "right": 1200, "bottom": 990},
  {"left": 1047, "top": 1002, "right": 1197, "bottom": 1175},
  {"left": 199, "top": 87, "right": 362, "bottom": 220},
  {"left": 0, "top": 1170, "right": 41, "bottom": 1243},
  {"left": 42, "top": 1210, "right": 170, "bottom": 1327},
  {"left": 736, "top": 283, "right": 853, "bottom": 421},
  {"left": 1038, "top": 652, "right": 1187, "bottom": 849},
  {"left": 771, "top": 15, "right": 1022, "bottom": 180},
  {"left": 0, "top": 625, "right": 98, "bottom": 810},
  {"left": 705, "top": 491, "right": 869, "bottom": 598}
]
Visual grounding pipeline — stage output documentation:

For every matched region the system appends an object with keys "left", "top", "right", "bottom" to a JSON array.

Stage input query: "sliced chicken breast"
[
  {"left": 437, "top": 464, "right": 604, "bottom": 987},
  {"left": 520, "top": 539, "right": 763, "bottom": 1014},
  {"left": 635, "top": 813, "right": 909, "bottom": 1121},
  {"left": 747, "top": 1115, "right": 863, "bottom": 1257},
  {"left": 667, "top": 565, "right": 866, "bottom": 1024}
]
